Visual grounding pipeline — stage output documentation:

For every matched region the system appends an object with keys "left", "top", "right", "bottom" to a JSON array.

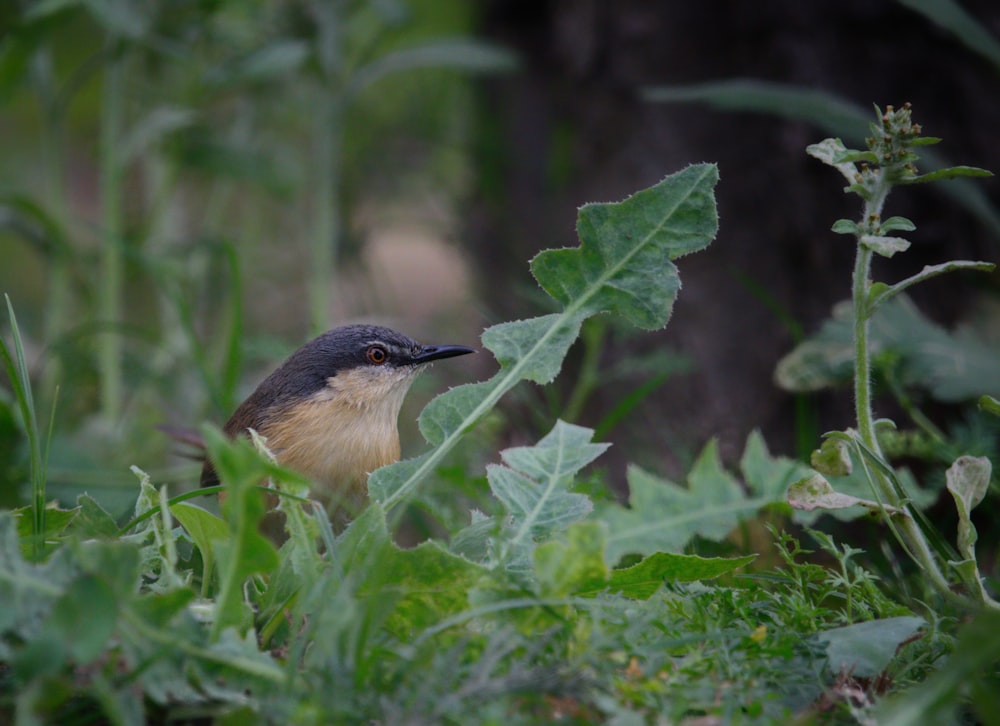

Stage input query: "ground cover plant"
[{"left": 2, "top": 104, "right": 1000, "bottom": 724}]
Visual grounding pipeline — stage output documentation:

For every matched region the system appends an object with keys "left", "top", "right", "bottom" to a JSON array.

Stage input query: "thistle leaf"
[{"left": 370, "top": 165, "right": 719, "bottom": 510}]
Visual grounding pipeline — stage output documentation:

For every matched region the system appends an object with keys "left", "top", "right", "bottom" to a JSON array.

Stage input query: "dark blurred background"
[{"left": 1, "top": 0, "right": 998, "bottom": 517}]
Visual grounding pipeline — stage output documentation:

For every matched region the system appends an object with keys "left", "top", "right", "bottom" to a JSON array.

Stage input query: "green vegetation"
[
  {"left": 3, "top": 105, "right": 999, "bottom": 722},
  {"left": 2, "top": 3, "right": 999, "bottom": 723}
]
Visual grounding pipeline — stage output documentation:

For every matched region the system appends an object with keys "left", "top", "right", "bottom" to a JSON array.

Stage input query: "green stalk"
[
  {"left": 34, "top": 51, "right": 71, "bottom": 405},
  {"left": 309, "top": 93, "right": 343, "bottom": 336},
  {"left": 99, "top": 40, "right": 125, "bottom": 424},
  {"left": 851, "top": 179, "right": 952, "bottom": 599}
]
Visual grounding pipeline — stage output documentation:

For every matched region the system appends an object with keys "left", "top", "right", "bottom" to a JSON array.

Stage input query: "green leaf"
[
  {"left": 831, "top": 218, "right": 858, "bottom": 235},
  {"left": 171, "top": 501, "right": 230, "bottom": 594},
  {"left": 875, "top": 610, "right": 1000, "bottom": 725},
  {"left": 810, "top": 437, "right": 852, "bottom": 477},
  {"left": 776, "top": 295, "right": 1000, "bottom": 401},
  {"left": 337, "top": 505, "right": 486, "bottom": 638},
  {"left": 583, "top": 552, "right": 756, "bottom": 599},
  {"left": 349, "top": 38, "right": 517, "bottom": 95},
  {"left": 879, "top": 216, "right": 916, "bottom": 233},
  {"left": 533, "top": 522, "right": 608, "bottom": 597},
  {"left": 897, "top": 0, "right": 1000, "bottom": 73},
  {"left": 80, "top": 0, "right": 152, "bottom": 38},
  {"left": 819, "top": 616, "right": 925, "bottom": 678},
  {"left": 120, "top": 106, "right": 197, "bottom": 164},
  {"left": 531, "top": 163, "right": 720, "bottom": 327},
  {"left": 208, "top": 40, "right": 310, "bottom": 86},
  {"left": 945, "top": 456, "right": 992, "bottom": 604},
  {"left": 909, "top": 165, "right": 994, "bottom": 183},
  {"left": 979, "top": 394, "right": 1000, "bottom": 417},
  {"left": 860, "top": 234, "right": 910, "bottom": 257},
  {"left": 488, "top": 420, "right": 605, "bottom": 571},
  {"left": 370, "top": 165, "right": 718, "bottom": 511},
  {"left": 597, "top": 433, "right": 795, "bottom": 564},
  {"left": 806, "top": 138, "right": 860, "bottom": 183},
  {"left": 70, "top": 494, "right": 120, "bottom": 538},
  {"left": 787, "top": 472, "right": 902, "bottom": 516},
  {"left": 642, "top": 81, "right": 1000, "bottom": 236},
  {"left": 202, "top": 427, "right": 280, "bottom": 639},
  {"left": 47, "top": 574, "right": 118, "bottom": 663}
]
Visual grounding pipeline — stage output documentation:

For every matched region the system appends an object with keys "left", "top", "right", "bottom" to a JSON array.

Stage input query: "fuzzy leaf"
[
  {"left": 597, "top": 433, "right": 795, "bottom": 564},
  {"left": 489, "top": 421, "right": 604, "bottom": 571},
  {"left": 860, "top": 234, "right": 910, "bottom": 257},
  {"left": 946, "top": 456, "right": 990, "bottom": 602},
  {"left": 787, "top": 473, "right": 901, "bottom": 515},
  {"left": 811, "top": 437, "right": 853, "bottom": 477},
  {"left": 880, "top": 216, "right": 916, "bottom": 233},
  {"left": 831, "top": 219, "right": 859, "bottom": 235},
  {"left": 806, "top": 138, "right": 859, "bottom": 182},
  {"left": 776, "top": 295, "right": 1000, "bottom": 401},
  {"left": 820, "top": 616, "right": 925, "bottom": 678},
  {"left": 371, "top": 166, "right": 718, "bottom": 510},
  {"left": 337, "top": 505, "right": 486, "bottom": 638}
]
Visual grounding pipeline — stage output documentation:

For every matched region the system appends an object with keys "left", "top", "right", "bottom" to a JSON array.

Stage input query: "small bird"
[{"left": 199, "top": 324, "right": 475, "bottom": 527}]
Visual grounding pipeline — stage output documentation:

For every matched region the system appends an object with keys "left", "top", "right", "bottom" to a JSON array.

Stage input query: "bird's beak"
[{"left": 410, "top": 344, "right": 476, "bottom": 365}]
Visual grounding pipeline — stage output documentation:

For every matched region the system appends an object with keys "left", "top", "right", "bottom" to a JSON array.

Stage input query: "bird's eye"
[{"left": 366, "top": 345, "right": 388, "bottom": 365}]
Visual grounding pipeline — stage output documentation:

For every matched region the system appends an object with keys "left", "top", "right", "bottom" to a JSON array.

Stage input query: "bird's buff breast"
[{"left": 258, "top": 368, "right": 413, "bottom": 518}]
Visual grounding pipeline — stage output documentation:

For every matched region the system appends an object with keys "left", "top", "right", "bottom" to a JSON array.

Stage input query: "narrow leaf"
[{"left": 909, "top": 165, "right": 994, "bottom": 183}]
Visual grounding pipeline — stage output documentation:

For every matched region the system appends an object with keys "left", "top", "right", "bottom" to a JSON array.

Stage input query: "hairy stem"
[{"left": 853, "top": 176, "right": 953, "bottom": 599}]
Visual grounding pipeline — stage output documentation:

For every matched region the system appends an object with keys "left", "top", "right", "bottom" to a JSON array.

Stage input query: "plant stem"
[
  {"left": 34, "top": 50, "right": 70, "bottom": 406},
  {"left": 852, "top": 183, "right": 953, "bottom": 600},
  {"left": 309, "top": 93, "right": 343, "bottom": 336},
  {"left": 99, "top": 39, "right": 125, "bottom": 425}
]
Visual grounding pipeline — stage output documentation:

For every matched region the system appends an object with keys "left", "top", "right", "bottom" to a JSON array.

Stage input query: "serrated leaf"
[
  {"left": 488, "top": 421, "right": 602, "bottom": 570},
  {"left": 533, "top": 165, "right": 719, "bottom": 328},
  {"left": 0, "top": 513, "right": 78, "bottom": 634},
  {"left": 860, "top": 234, "right": 910, "bottom": 257},
  {"left": 371, "top": 166, "right": 718, "bottom": 510},
  {"left": 820, "top": 616, "right": 925, "bottom": 678},
  {"left": 598, "top": 435, "right": 789, "bottom": 564},
  {"left": 337, "top": 505, "right": 486, "bottom": 638},
  {"left": 70, "top": 494, "right": 120, "bottom": 538},
  {"left": 482, "top": 313, "right": 585, "bottom": 385}
]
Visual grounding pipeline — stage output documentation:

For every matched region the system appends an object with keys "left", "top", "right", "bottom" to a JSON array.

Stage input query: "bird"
[{"left": 195, "top": 324, "right": 475, "bottom": 529}]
